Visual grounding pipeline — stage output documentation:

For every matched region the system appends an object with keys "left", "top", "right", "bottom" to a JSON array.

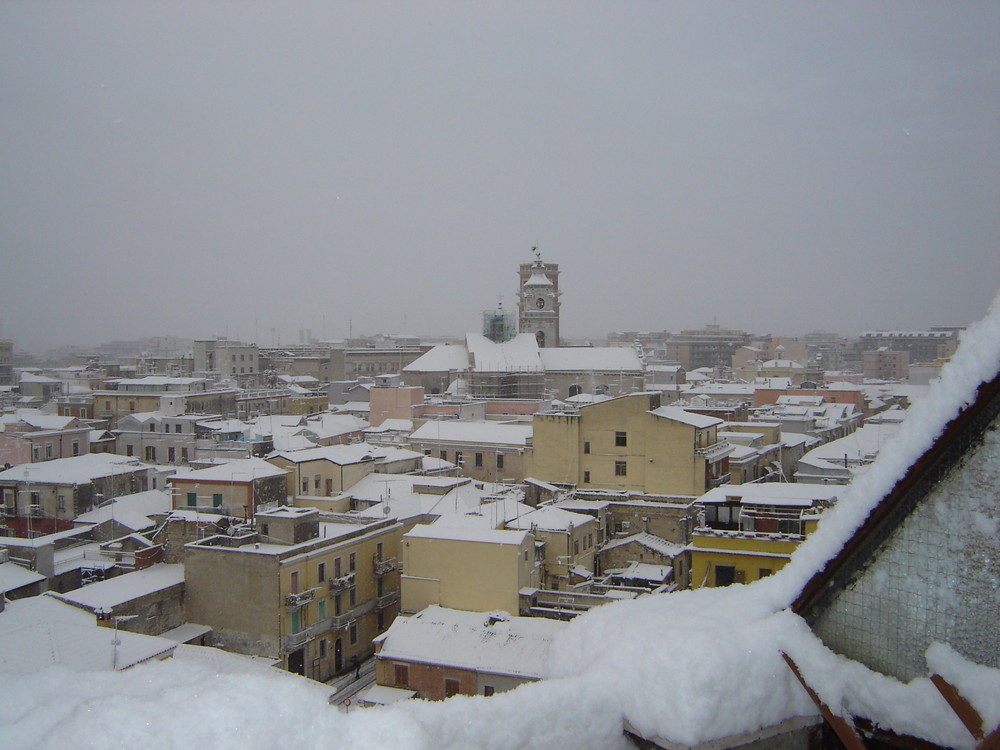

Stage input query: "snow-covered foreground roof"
[{"left": 4, "top": 297, "right": 1000, "bottom": 748}]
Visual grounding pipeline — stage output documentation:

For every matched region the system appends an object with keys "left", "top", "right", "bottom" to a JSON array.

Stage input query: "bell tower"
[{"left": 518, "top": 247, "right": 560, "bottom": 348}]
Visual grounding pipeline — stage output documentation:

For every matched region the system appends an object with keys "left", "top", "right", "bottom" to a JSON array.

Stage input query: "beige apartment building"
[
  {"left": 401, "top": 522, "right": 540, "bottom": 615},
  {"left": 184, "top": 508, "right": 403, "bottom": 681},
  {"left": 407, "top": 420, "right": 532, "bottom": 483},
  {"left": 505, "top": 506, "right": 597, "bottom": 590},
  {"left": 529, "top": 392, "right": 732, "bottom": 496}
]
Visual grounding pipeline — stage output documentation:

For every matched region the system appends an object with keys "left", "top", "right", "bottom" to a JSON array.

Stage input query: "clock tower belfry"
[{"left": 518, "top": 247, "right": 561, "bottom": 348}]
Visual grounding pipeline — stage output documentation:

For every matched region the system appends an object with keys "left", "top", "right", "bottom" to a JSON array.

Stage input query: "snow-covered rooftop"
[
  {"left": 373, "top": 605, "right": 565, "bottom": 680},
  {"left": 649, "top": 406, "right": 723, "bottom": 428},
  {"left": 539, "top": 346, "right": 643, "bottom": 372},
  {"left": 51, "top": 564, "right": 184, "bottom": 611},
  {"left": 505, "top": 505, "right": 594, "bottom": 532},
  {"left": 0, "top": 561, "right": 46, "bottom": 591},
  {"left": 0, "top": 453, "right": 152, "bottom": 485},
  {"left": 73, "top": 489, "right": 172, "bottom": 531},
  {"left": 169, "top": 457, "right": 286, "bottom": 483},
  {"left": 409, "top": 420, "right": 532, "bottom": 447},
  {"left": 0, "top": 595, "right": 176, "bottom": 673},
  {"left": 698, "top": 484, "right": 840, "bottom": 507}
]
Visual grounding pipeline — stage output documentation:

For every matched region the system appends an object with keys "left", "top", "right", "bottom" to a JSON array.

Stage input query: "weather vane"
[{"left": 532, "top": 245, "right": 541, "bottom": 261}]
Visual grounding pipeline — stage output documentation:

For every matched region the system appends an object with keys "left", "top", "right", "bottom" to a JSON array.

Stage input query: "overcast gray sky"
[{"left": 2, "top": 2, "right": 998, "bottom": 353}]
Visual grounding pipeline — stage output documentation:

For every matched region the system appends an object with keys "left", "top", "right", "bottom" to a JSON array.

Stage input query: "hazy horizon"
[{"left": 3, "top": 3, "right": 998, "bottom": 355}]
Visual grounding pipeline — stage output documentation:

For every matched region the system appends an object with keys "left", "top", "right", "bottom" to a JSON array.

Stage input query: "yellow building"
[
  {"left": 401, "top": 522, "right": 540, "bottom": 614},
  {"left": 688, "top": 484, "right": 838, "bottom": 588},
  {"left": 529, "top": 392, "right": 732, "bottom": 496},
  {"left": 184, "top": 508, "right": 403, "bottom": 681}
]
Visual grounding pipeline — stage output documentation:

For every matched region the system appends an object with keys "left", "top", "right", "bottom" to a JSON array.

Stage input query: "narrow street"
[{"left": 325, "top": 656, "right": 377, "bottom": 711}]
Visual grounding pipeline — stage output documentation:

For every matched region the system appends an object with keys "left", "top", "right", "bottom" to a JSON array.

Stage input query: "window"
[
  {"left": 758, "top": 568, "right": 773, "bottom": 579},
  {"left": 318, "top": 599, "right": 327, "bottom": 620},
  {"left": 615, "top": 461, "right": 627, "bottom": 476},
  {"left": 181, "top": 447, "right": 188, "bottom": 462},
  {"left": 45, "top": 443, "right": 53, "bottom": 459},
  {"left": 212, "top": 493, "right": 222, "bottom": 508},
  {"left": 484, "top": 686, "right": 495, "bottom": 697},
  {"left": 175, "top": 424, "right": 182, "bottom": 433},
  {"left": 261, "top": 523, "right": 269, "bottom": 536},
  {"left": 377, "top": 611, "right": 385, "bottom": 632},
  {"left": 319, "top": 639, "right": 328, "bottom": 659},
  {"left": 186, "top": 492, "right": 197, "bottom": 507},
  {"left": 334, "top": 557, "right": 342, "bottom": 577},
  {"left": 349, "top": 587, "right": 356, "bottom": 607},
  {"left": 290, "top": 571, "right": 299, "bottom": 594},
  {"left": 615, "top": 431, "right": 627, "bottom": 447},
  {"left": 318, "top": 562, "right": 326, "bottom": 583},
  {"left": 445, "top": 679, "right": 460, "bottom": 698},
  {"left": 573, "top": 539, "right": 579, "bottom": 555},
  {"left": 496, "top": 453, "right": 504, "bottom": 470},
  {"left": 72, "top": 440, "right": 80, "bottom": 456},
  {"left": 302, "top": 478, "right": 308, "bottom": 493},
  {"left": 314, "top": 474, "right": 321, "bottom": 491},
  {"left": 715, "top": 565, "right": 736, "bottom": 587},
  {"left": 583, "top": 441, "right": 590, "bottom": 454},
  {"left": 455, "top": 451, "right": 463, "bottom": 466},
  {"left": 145, "top": 446, "right": 156, "bottom": 462},
  {"left": 349, "top": 552, "right": 356, "bottom": 572},
  {"left": 32, "top": 446, "right": 40, "bottom": 461},
  {"left": 334, "top": 594, "right": 342, "bottom": 616},
  {"left": 148, "top": 423, "right": 155, "bottom": 432},
  {"left": 440, "top": 450, "right": 448, "bottom": 460},
  {"left": 168, "top": 447, "right": 175, "bottom": 463},
  {"left": 394, "top": 664, "right": 409, "bottom": 687},
  {"left": 376, "top": 542, "right": 384, "bottom": 559},
  {"left": 290, "top": 610, "right": 300, "bottom": 634},
  {"left": 583, "top": 470, "right": 590, "bottom": 483},
  {"left": 475, "top": 452, "right": 483, "bottom": 468},
  {"left": 57, "top": 495, "right": 66, "bottom": 511},
  {"left": 349, "top": 623, "right": 357, "bottom": 645}
]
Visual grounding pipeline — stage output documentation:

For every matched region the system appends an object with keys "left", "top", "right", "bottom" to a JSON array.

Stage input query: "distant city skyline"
[{"left": 2, "top": 3, "right": 998, "bottom": 354}]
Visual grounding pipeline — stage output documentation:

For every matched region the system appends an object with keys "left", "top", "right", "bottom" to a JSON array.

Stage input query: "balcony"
[
  {"left": 373, "top": 555, "right": 398, "bottom": 576},
  {"left": 375, "top": 591, "right": 399, "bottom": 610},
  {"left": 328, "top": 572, "right": 355, "bottom": 591},
  {"left": 695, "top": 439, "right": 732, "bottom": 462},
  {"left": 1, "top": 506, "right": 16, "bottom": 517},
  {"left": 707, "top": 473, "right": 732, "bottom": 490},
  {"left": 284, "top": 588, "right": 316, "bottom": 609},
  {"left": 281, "top": 627, "right": 313, "bottom": 650},
  {"left": 328, "top": 598, "right": 376, "bottom": 631}
]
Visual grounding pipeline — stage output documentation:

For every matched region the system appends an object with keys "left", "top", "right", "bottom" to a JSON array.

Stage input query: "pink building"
[{"left": 0, "top": 412, "right": 91, "bottom": 467}]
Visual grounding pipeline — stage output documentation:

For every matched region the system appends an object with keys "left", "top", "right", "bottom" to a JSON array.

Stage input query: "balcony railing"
[
  {"left": 696, "top": 440, "right": 732, "bottom": 462},
  {"left": 373, "top": 555, "right": 398, "bottom": 576},
  {"left": 328, "top": 572, "right": 355, "bottom": 591},
  {"left": 707, "top": 473, "right": 732, "bottom": 490},
  {"left": 282, "top": 628, "right": 312, "bottom": 650},
  {"left": 375, "top": 591, "right": 399, "bottom": 609},
  {"left": 284, "top": 588, "right": 316, "bottom": 609}
]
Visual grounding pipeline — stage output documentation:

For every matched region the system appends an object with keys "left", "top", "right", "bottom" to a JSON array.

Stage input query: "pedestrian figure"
[{"left": 351, "top": 655, "right": 360, "bottom": 678}]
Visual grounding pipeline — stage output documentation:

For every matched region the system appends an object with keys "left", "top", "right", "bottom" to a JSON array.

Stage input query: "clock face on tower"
[{"left": 535, "top": 297, "right": 545, "bottom": 309}]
